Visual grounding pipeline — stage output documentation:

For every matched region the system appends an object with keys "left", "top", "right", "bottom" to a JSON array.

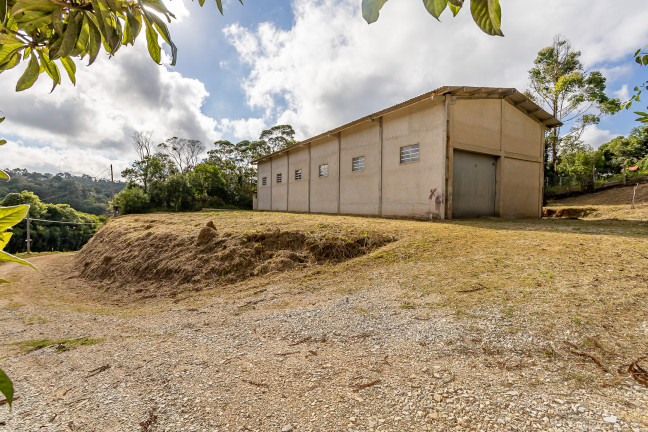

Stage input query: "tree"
[
  {"left": 158, "top": 137, "right": 205, "bottom": 173},
  {"left": 132, "top": 130, "right": 153, "bottom": 160},
  {"left": 526, "top": 36, "right": 620, "bottom": 174},
  {"left": 598, "top": 126, "right": 648, "bottom": 177},
  {"left": 115, "top": 185, "right": 149, "bottom": 214},
  {"left": 556, "top": 143, "right": 603, "bottom": 189},
  {"left": 259, "top": 125, "right": 296, "bottom": 153}
]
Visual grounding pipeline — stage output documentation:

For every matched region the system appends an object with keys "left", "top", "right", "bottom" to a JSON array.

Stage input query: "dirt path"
[{"left": 0, "top": 216, "right": 647, "bottom": 431}]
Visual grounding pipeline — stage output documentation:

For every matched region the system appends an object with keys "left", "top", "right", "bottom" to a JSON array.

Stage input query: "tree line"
[
  {"left": 116, "top": 126, "right": 295, "bottom": 214},
  {"left": 0, "top": 169, "right": 125, "bottom": 215},
  {"left": 1, "top": 190, "right": 105, "bottom": 254}
]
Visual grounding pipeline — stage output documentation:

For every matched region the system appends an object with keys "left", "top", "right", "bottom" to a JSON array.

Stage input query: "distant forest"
[{"left": 0, "top": 169, "right": 126, "bottom": 215}]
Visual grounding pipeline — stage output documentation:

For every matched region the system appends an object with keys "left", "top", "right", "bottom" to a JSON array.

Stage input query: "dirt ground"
[{"left": 0, "top": 208, "right": 647, "bottom": 431}]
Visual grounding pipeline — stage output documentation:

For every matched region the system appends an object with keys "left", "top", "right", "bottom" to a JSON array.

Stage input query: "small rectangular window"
[
  {"left": 276, "top": 173, "right": 282, "bottom": 183},
  {"left": 295, "top": 169, "right": 302, "bottom": 180},
  {"left": 400, "top": 144, "right": 420, "bottom": 164},
  {"left": 352, "top": 156, "right": 365, "bottom": 172},
  {"left": 262, "top": 177, "right": 267, "bottom": 186},
  {"left": 319, "top": 164, "right": 329, "bottom": 177}
]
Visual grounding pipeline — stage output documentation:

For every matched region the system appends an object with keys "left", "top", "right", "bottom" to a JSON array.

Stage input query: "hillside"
[
  {"left": 0, "top": 169, "right": 126, "bottom": 215},
  {"left": 546, "top": 182, "right": 648, "bottom": 221},
  {"left": 1, "top": 211, "right": 646, "bottom": 430}
]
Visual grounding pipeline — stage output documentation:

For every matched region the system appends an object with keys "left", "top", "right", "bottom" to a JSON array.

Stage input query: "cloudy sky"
[{"left": 1, "top": 0, "right": 647, "bottom": 179}]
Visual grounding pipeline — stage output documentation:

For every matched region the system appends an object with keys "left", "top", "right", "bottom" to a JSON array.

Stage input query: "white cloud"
[
  {"left": 217, "top": 118, "right": 267, "bottom": 141},
  {"left": 581, "top": 125, "right": 620, "bottom": 148},
  {"left": 166, "top": 0, "right": 190, "bottom": 22},
  {"left": 0, "top": 38, "right": 219, "bottom": 177},
  {"left": 1, "top": 140, "right": 130, "bottom": 179},
  {"left": 224, "top": 0, "right": 648, "bottom": 140},
  {"left": 613, "top": 84, "right": 630, "bottom": 102}
]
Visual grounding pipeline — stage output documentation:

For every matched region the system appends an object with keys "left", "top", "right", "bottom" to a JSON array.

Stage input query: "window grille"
[
  {"left": 295, "top": 169, "right": 302, "bottom": 180},
  {"left": 400, "top": 144, "right": 420, "bottom": 164},
  {"left": 352, "top": 156, "right": 365, "bottom": 172},
  {"left": 262, "top": 177, "right": 267, "bottom": 186},
  {"left": 276, "top": 173, "right": 282, "bottom": 183},
  {"left": 319, "top": 164, "right": 329, "bottom": 177}
]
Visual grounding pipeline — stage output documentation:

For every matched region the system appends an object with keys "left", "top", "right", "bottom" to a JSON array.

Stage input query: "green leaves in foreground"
[
  {"left": 0, "top": 368, "right": 13, "bottom": 408},
  {"left": 2, "top": 0, "right": 243, "bottom": 92},
  {"left": 362, "top": 0, "right": 504, "bottom": 36},
  {"left": 623, "top": 46, "right": 648, "bottom": 123},
  {"left": 0, "top": 204, "right": 35, "bottom": 270}
]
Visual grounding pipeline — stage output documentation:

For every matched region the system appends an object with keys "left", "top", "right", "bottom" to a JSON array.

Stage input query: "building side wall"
[
  {"left": 271, "top": 154, "right": 288, "bottom": 211},
  {"left": 287, "top": 146, "right": 310, "bottom": 212},
  {"left": 501, "top": 100, "right": 544, "bottom": 158},
  {"left": 309, "top": 137, "right": 339, "bottom": 214},
  {"left": 382, "top": 99, "right": 446, "bottom": 218},
  {"left": 449, "top": 99, "right": 544, "bottom": 218},
  {"left": 500, "top": 158, "right": 542, "bottom": 217},
  {"left": 452, "top": 99, "right": 502, "bottom": 151},
  {"left": 257, "top": 161, "right": 272, "bottom": 210},
  {"left": 339, "top": 122, "right": 381, "bottom": 215}
]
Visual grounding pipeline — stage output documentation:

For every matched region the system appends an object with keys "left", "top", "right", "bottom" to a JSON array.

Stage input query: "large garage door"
[{"left": 452, "top": 150, "right": 497, "bottom": 218}]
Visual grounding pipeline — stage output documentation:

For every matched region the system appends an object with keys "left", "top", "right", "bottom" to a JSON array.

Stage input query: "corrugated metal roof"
[{"left": 253, "top": 86, "right": 561, "bottom": 163}]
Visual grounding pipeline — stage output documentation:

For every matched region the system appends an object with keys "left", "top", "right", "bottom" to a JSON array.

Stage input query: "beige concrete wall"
[
  {"left": 452, "top": 99, "right": 502, "bottom": 151},
  {"left": 448, "top": 98, "right": 544, "bottom": 219},
  {"left": 382, "top": 99, "right": 446, "bottom": 218},
  {"left": 287, "top": 146, "right": 310, "bottom": 212},
  {"left": 500, "top": 158, "right": 542, "bottom": 218},
  {"left": 271, "top": 154, "right": 288, "bottom": 211},
  {"left": 257, "top": 161, "right": 272, "bottom": 210},
  {"left": 339, "top": 122, "right": 380, "bottom": 215},
  {"left": 256, "top": 96, "right": 545, "bottom": 219},
  {"left": 501, "top": 100, "right": 544, "bottom": 158},
  {"left": 309, "top": 137, "right": 339, "bottom": 214}
]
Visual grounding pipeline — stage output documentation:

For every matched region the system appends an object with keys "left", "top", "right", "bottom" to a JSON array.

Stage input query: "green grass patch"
[{"left": 11, "top": 337, "right": 103, "bottom": 353}]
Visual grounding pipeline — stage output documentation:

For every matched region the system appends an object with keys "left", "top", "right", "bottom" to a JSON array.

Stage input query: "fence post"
[{"left": 25, "top": 212, "right": 31, "bottom": 253}]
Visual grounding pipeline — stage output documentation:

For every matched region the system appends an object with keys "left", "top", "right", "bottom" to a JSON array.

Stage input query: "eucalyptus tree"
[{"left": 526, "top": 36, "right": 620, "bottom": 173}]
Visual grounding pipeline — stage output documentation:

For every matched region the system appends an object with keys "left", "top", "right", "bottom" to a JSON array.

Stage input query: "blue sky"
[{"left": 1, "top": 0, "right": 647, "bottom": 178}]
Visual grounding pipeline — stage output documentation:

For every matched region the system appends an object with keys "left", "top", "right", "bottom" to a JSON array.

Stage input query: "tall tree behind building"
[{"left": 526, "top": 36, "right": 620, "bottom": 175}]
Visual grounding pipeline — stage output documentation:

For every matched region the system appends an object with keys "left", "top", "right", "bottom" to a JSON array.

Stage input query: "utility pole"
[
  {"left": 110, "top": 164, "right": 116, "bottom": 217},
  {"left": 25, "top": 212, "right": 31, "bottom": 253}
]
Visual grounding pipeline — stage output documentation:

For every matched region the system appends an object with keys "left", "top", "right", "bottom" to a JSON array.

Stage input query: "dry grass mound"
[
  {"left": 73, "top": 214, "right": 394, "bottom": 297},
  {"left": 542, "top": 207, "right": 596, "bottom": 219}
]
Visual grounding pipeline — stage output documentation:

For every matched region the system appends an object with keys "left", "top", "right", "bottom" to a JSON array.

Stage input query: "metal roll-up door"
[{"left": 452, "top": 150, "right": 497, "bottom": 218}]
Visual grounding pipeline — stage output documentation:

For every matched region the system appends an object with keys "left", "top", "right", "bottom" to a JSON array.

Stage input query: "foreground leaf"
[
  {"left": 422, "top": 0, "right": 447, "bottom": 20},
  {"left": 144, "top": 17, "right": 160, "bottom": 64},
  {"left": 60, "top": 56, "right": 76, "bottom": 85},
  {"left": 362, "top": 0, "right": 389, "bottom": 24},
  {"left": 0, "top": 232, "right": 12, "bottom": 249},
  {"left": 470, "top": 0, "right": 503, "bottom": 36},
  {"left": 15, "top": 53, "right": 40, "bottom": 91},
  {"left": 0, "top": 369, "right": 13, "bottom": 408},
  {"left": 0, "top": 250, "right": 36, "bottom": 269},
  {"left": 0, "top": 205, "right": 29, "bottom": 231}
]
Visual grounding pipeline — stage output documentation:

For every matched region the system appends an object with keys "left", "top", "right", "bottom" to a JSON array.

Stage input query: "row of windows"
[{"left": 261, "top": 144, "right": 420, "bottom": 185}]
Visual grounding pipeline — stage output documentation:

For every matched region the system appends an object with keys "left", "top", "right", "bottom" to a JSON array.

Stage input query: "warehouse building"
[{"left": 253, "top": 86, "right": 561, "bottom": 219}]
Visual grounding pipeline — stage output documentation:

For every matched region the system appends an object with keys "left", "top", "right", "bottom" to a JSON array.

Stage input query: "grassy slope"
[
  {"left": 547, "top": 182, "right": 648, "bottom": 220},
  {"left": 70, "top": 210, "right": 647, "bottom": 360}
]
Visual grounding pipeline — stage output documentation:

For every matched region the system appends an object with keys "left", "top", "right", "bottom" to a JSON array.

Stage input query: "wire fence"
[{"left": 545, "top": 171, "right": 648, "bottom": 197}]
